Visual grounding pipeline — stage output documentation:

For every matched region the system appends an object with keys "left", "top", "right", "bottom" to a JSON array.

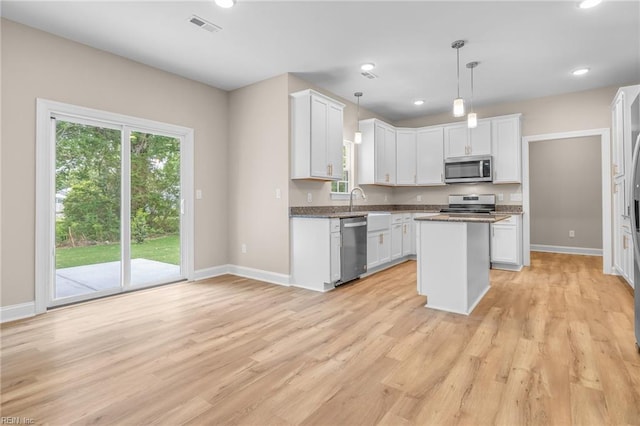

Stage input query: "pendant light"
[
  {"left": 466, "top": 61, "right": 479, "bottom": 129},
  {"left": 451, "top": 40, "right": 466, "bottom": 117},
  {"left": 354, "top": 92, "right": 363, "bottom": 144}
]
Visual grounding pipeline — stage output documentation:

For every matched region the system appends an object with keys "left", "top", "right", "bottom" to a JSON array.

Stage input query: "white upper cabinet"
[
  {"left": 491, "top": 114, "right": 522, "bottom": 184},
  {"left": 358, "top": 119, "right": 397, "bottom": 185},
  {"left": 396, "top": 129, "right": 417, "bottom": 185},
  {"left": 290, "top": 89, "right": 345, "bottom": 180},
  {"left": 469, "top": 119, "right": 492, "bottom": 156},
  {"left": 416, "top": 127, "right": 445, "bottom": 185},
  {"left": 612, "top": 91, "right": 625, "bottom": 178},
  {"left": 444, "top": 124, "right": 469, "bottom": 158},
  {"left": 358, "top": 114, "right": 521, "bottom": 187},
  {"left": 444, "top": 120, "right": 491, "bottom": 158}
]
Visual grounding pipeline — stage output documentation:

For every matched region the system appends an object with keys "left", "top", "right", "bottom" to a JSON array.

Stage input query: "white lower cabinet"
[
  {"left": 291, "top": 217, "right": 341, "bottom": 292},
  {"left": 621, "top": 226, "right": 634, "bottom": 288},
  {"left": 367, "top": 230, "right": 391, "bottom": 268},
  {"left": 490, "top": 215, "right": 522, "bottom": 270},
  {"left": 391, "top": 214, "right": 403, "bottom": 260},
  {"left": 330, "top": 230, "right": 341, "bottom": 284},
  {"left": 402, "top": 214, "right": 414, "bottom": 256}
]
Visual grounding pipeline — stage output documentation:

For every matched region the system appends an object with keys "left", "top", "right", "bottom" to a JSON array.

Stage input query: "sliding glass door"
[
  {"left": 51, "top": 116, "right": 185, "bottom": 306},
  {"left": 129, "top": 130, "right": 182, "bottom": 287}
]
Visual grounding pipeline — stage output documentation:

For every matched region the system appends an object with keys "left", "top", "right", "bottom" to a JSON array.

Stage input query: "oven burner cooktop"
[
  {"left": 440, "top": 208, "right": 494, "bottom": 214},
  {"left": 442, "top": 194, "right": 497, "bottom": 215}
]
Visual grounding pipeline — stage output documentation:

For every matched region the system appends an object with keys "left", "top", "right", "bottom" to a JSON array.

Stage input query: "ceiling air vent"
[
  {"left": 189, "top": 15, "right": 222, "bottom": 33},
  {"left": 361, "top": 71, "right": 378, "bottom": 79}
]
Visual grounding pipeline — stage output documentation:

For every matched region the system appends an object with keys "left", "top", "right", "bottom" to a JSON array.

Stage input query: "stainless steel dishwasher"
[{"left": 338, "top": 217, "right": 368, "bottom": 285}]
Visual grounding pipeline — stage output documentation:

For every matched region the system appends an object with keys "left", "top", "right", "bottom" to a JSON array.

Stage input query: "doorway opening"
[{"left": 522, "top": 128, "right": 611, "bottom": 274}]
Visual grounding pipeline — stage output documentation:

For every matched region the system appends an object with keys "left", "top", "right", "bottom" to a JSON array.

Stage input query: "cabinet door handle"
[
  {"left": 492, "top": 226, "right": 495, "bottom": 237},
  {"left": 614, "top": 184, "right": 618, "bottom": 194},
  {"left": 623, "top": 235, "right": 628, "bottom": 249},
  {"left": 441, "top": 173, "right": 443, "bottom": 182},
  {"left": 380, "top": 233, "right": 384, "bottom": 244}
]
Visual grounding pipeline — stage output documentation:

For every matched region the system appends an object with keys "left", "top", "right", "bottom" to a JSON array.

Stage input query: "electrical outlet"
[
  {"left": 497, "top": 193, "right": 504, "bottom": 202},
  {"left": 384, "top": 195, "right": 388, "bottom": 202},
  {"left": 510, "top": 193, "right": 523, "bottom": 202},
  {"left": 241, "top": 243, "right": 247, "bottom": 253},
  {"left": 307, "top": 193, "right": 312, "bottom": 203},
  {"left": 569, "top": 230, "right": 575, "bottom": 238},
  {"left": 195, "top": 189, "right": 202, "bottom": 200},
  {"left": 275, "top": 188, "right": 281, "bottom": 199},
  {"left": 417, "top": 195, "right": 422, "bottom": 202}
]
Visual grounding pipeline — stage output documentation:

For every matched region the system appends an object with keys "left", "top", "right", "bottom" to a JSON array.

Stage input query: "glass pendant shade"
[
  {"left": 354, "top": 131, "right": 363, "bottom": 144},
  {"left": 453, "top": 98, "right": 465, "bottom": 117},
  {"left": 467, "top": 112, "right": 478, "bottom": 128}
]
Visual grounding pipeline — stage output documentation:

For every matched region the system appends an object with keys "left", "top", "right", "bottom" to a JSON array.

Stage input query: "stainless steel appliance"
[
  {"left": 338, "top": 217, "right": 367, "bottom": 285},
  {"left": 444, "top": 155, "right": 493, "bottom": 184},
  {"left": 440, "top": 194, "right": 496, "bottom": 214},
  {"left": 629, "top": 90, "right": 640, "bottom": 351}
]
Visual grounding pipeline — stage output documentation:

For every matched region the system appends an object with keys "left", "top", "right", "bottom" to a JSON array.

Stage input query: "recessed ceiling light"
[
  {"left": 572, "top": 67, "right": 590, "bottom": 76},
  {"left": 414, "top": 100, "right": 425, "bottom": 106},
  {"left": 215, "top": 0, "right": 236, "bottom": 8},
  {"left": 578, "top": 0, "right": 602, "bottom": 9},
  {"left": 360, "top": 63, "right": 376, "bottom": 72}
]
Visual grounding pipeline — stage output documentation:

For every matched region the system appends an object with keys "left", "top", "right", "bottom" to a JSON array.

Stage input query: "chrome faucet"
[{"left": 349, "top": 187, "right": 367, "bottom": 212}]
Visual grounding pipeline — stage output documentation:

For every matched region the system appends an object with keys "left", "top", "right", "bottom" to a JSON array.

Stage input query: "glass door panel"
[
  {"left": 129, "top": 131, "right": 182, "bottom": 287},
  {"left": 54, "top": 119, "right": 122, "bottom": 301}
]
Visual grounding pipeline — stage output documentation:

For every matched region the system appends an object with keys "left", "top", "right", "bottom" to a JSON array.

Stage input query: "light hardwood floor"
[{"left": 1, "top": 252, "right": 639, "bottom": 425}]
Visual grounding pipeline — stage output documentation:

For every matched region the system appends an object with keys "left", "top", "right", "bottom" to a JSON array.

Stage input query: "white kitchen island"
[{"left": 415, "top": 214, "right": 510, "bottom": 315}]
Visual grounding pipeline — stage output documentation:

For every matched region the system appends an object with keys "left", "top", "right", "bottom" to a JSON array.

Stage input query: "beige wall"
[
  {"left": 228, "top": 74, "right": 290, "bottom": 274},
  {"left": 529, "top": 136, "right": 602, "bottom": 249},
  {"left": 1, "top": 19, "right": 229, "bottom": 306}
]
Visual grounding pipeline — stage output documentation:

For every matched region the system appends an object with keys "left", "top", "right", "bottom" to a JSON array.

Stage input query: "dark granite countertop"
[
  {"left": 290, "top": 204, "right": 522, "bottom": 218},
  {"left": 414, "top": 213, "right": 512, "bottom": 223}
]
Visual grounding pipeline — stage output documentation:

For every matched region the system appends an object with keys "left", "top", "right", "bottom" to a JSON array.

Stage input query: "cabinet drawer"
[
  {"left": 330, "top": 219, "right": 340, "bottom": 233},
  {"left": 392, "top": 214, "right": 404, "bottom": 224}
]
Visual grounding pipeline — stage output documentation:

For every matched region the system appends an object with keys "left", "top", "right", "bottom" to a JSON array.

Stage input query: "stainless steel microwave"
[{"left": 444, "top": 155, "right": 493, "bottom": 184}]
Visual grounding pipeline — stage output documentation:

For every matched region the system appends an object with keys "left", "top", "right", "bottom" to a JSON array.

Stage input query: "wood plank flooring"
[{"left": 1, "top": 252, "right": 638, "bottom": 425}]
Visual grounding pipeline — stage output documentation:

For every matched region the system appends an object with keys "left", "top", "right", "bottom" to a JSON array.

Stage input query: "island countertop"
[{"left": 415, "top": 213, "right": 511, "bottom": 223}]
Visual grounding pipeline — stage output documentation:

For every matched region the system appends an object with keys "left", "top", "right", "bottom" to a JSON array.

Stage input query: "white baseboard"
[
  {"left": 194, "top": 264, "right": 290, "bottom": 287},
  {"left": 1, "top": 302, "right": 36, "bottom": 324},
  {"left": 531, "top": 244, "right": 602, "bottom": 256},
  {"left": 491, "top": 263, "right": 523, "bottom": 272},
  {"left": 193, "top": 264, "right": 231, "bottom": 280},
  {"left": 227, "top": 265, "right": 291, "bottom": 287}
]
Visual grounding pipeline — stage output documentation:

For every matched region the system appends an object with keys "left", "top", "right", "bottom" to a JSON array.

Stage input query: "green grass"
[{"left": 56, "top": 235, "right": 179, "bottom": 269}]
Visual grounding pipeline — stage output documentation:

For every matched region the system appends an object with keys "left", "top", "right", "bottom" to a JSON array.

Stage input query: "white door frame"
[
  {"left": 522, "top": 128, "right": 612, "bottom": 274},
  {"left": 35, "top": 99, "right": 195, "bottom": 314}
]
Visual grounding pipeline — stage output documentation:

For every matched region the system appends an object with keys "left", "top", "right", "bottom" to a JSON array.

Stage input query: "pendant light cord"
[
  {"left": 470, "top": 65, "right": 474, "bottom": 111},
  {"left": 456, "top": 47, "right": 460, "bottom": 98}
]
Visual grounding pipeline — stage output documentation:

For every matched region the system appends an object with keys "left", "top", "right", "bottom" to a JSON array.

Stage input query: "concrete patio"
[{"left": 55, "top": 258, "right": 181, "bottom": 299}]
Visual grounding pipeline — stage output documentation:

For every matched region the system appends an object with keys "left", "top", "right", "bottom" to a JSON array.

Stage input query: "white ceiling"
[{"left": 2, "top": 1, "right": 639, "bottom": 121}]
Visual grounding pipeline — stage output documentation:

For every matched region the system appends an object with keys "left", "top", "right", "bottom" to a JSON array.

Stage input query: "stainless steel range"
[{"left": 440, "top": 194, "right": 496, "bottom": 214}]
